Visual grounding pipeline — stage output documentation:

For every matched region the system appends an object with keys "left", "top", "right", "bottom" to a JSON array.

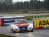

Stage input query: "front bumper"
[
  {"left": 11, "top": 26, "right": 33, "bottom": 32},
  {"left": 19, "top": 26, "right": 27, "bottom": 31}
]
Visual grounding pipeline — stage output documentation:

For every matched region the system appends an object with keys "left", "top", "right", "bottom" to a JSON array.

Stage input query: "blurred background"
[{"left": 0, "top": 0, "right": 49, "bottom": 13}]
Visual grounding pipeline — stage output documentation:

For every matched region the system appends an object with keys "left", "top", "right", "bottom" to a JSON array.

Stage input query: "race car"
[{"left": 10, "top": 20, "right": 33, "bottom": 32}]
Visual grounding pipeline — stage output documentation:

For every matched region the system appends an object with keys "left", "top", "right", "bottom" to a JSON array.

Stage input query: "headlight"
[
  {"left": 16, "top": 25, "right": 19, "bottom": 29},
  {"left": 10, "top": 24, "right": 19, "bottom": 29},
  {"left": 28, "top": 23, "right": 33, "bottom": 29}
]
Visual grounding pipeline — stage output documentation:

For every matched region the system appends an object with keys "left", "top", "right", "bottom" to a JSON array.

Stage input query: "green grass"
[
  {"left": 25, "top": 15, "right": 49, "bottom": 20},
  {"left": 0, "top": 34, "right": 9, "bottom": 37},
  {"left": 8, "top": 9, "right": 48, "bottom": 11}
]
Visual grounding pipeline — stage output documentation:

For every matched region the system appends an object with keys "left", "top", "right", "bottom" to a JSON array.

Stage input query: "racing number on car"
[{"left": 39, "top": 20, "right": 49, "bottom": 25}]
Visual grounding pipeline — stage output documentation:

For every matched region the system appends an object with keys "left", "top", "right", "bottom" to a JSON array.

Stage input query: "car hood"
[{"left": 16, "top": 23, "right": 28, "bottom": 27}]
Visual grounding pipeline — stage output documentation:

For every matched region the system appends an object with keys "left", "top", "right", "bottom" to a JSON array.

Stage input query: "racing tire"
[{"left": 31, "top": 29, "right": 33, "bottom": 32}]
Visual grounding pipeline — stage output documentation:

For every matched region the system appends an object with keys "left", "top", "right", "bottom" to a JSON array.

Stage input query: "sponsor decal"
[{"left": 35, "top": 19, "right": 49, "bottom": 28}]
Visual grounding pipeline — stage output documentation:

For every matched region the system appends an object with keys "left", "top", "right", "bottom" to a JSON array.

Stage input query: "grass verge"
[
  {"left": 25, "top": 15, "right": 49, "bottom": 20},
  {"left": 0, "top": 34, "right": 9, "bottom": 37}
]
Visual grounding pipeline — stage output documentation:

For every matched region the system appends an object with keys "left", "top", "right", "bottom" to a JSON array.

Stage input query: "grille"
[{"left": 19, "top": 26, "right": 27, "bottom": 30}]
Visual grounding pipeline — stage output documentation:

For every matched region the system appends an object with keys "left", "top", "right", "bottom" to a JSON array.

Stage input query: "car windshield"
[{"left": 15, "top": 20, "right": 27, "bottom": 24}]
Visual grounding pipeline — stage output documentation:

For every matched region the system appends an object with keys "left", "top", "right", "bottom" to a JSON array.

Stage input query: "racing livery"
[{"left": 10, "top": 19, "right": 33, "bottom": 32}]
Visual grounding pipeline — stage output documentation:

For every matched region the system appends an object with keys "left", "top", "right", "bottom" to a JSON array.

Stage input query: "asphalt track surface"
[{"left": 0, "top": 26, "right": 49, "bottom": 37}]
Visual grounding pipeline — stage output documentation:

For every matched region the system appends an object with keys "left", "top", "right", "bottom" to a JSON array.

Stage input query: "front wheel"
[
  {"left": 27, "top": 29, "right": 33, "bottom": 32},
  {"left": 31, "top": 29, "right": 33, "bottom": 32}
]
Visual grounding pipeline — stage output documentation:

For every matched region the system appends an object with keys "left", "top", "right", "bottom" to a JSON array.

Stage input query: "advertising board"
[{"left": 35, "top": 19, "right": 49, "bottom": 28}]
